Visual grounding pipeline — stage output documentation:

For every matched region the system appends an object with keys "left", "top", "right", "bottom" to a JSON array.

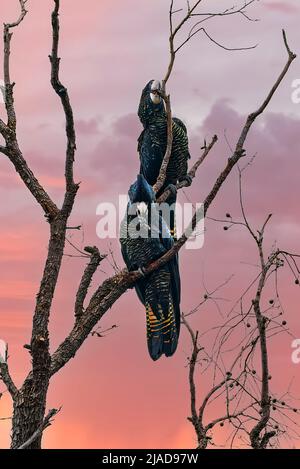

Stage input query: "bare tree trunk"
[
  {"left": 11, "top": 214, "right": 68, "bottom": 448},
  {"left": 11, "top": 378, "right": 49, "bottom": 449}
]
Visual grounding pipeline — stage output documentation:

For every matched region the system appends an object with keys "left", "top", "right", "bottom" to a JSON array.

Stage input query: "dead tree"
[
  {"left": 183, "top": 167, "right": 300, "bottom": 449},
  {"left": 0, "top": 0, "right": 296, "bottom": 449}
]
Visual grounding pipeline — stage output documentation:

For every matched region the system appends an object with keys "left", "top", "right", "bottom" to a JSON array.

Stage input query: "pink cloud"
[
  {"left": 75, "top": 118, "right": 100, "bottom": 135},
  {"left": 264, "top": 1, "right": 299, "bottom": 13},
  {"left": 112, "top": 113, "right": 141, "bottom": 139}
]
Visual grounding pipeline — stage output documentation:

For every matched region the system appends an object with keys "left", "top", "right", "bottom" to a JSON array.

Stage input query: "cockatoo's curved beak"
[{"left": 150, "top": 80, "right": 161, "bottom": 104}]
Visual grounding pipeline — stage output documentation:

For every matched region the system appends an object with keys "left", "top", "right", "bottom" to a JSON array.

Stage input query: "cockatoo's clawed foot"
[
  {"left": 165, "top": 184, "right": 177, "bottom": 197},
  {"left": 179, "top": 174, "right": 193, "bottom": 186},
  {"left": 138, "top": 266, "right": 146, "bottom": 277}
]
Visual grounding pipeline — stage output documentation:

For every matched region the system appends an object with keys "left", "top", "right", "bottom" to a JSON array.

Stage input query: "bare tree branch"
[
  {"left": 0, "top": 144, "right": 9, "bottom": 155},
  {"left": 191, "top": 1, "right": 258, "bottom": 21},
  {"left": 249, "top": 216, "right": 277, "bottom": 448},
  {"left": 165, "top": 0, "right": 258, "bottom": 79},
  {"left": 49, "top": 0, "right": 79, "bottom": 216},
  {"left": 0, "top": 362, "right": 19, "bottom": 400},
  {"left": 164, "top": 0, "right": 204, "bottom": 84},
  {"left": 180, "top": 30, "right": 296, "bottom": 243},
  {"left": 75, "top": 246, "right": 106, "bottom": 318},
  {"left": 4, "top": 0, "right": 28, "bottom": 29},
  {"left": 183, "top": 313, "right": 257, "bottom": 448},
  {"left": 0, "top": 1, "right": 59, "bottom": 220},
  {"left": 152, "top": 92, "right": 173, "bottom": 194},
  {"left": 175, "top": 27, "right": 257, "bottom": 54},
  {"left": 154, "top": 0, "right": 258, "bottom": 197},
  {"left": 3, "top": 0, "right": 28, "bottom": 129},
  {"left": 185, "top": 166, "right": 300, "bottom": 449}
]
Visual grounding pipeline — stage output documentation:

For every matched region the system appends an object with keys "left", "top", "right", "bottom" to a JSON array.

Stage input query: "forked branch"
[
  {"left": 49, "top": 0, "right": 79, "bottom": 216},
  {"left": 0, "top": 0, "right": 59, "bottom": 220}
]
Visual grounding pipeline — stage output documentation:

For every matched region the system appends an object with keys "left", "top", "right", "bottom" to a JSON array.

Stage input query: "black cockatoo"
[
  {"left": 137, "top": 79, "right": 192, "bottom": 237},
  {"left": 120, "top": 174, "right": 181, "bottom": 360}
]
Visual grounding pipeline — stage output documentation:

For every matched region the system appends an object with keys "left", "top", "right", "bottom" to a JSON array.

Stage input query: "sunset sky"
[{"left": 0, "top": 0, "right": 300, "bottom": 449}]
